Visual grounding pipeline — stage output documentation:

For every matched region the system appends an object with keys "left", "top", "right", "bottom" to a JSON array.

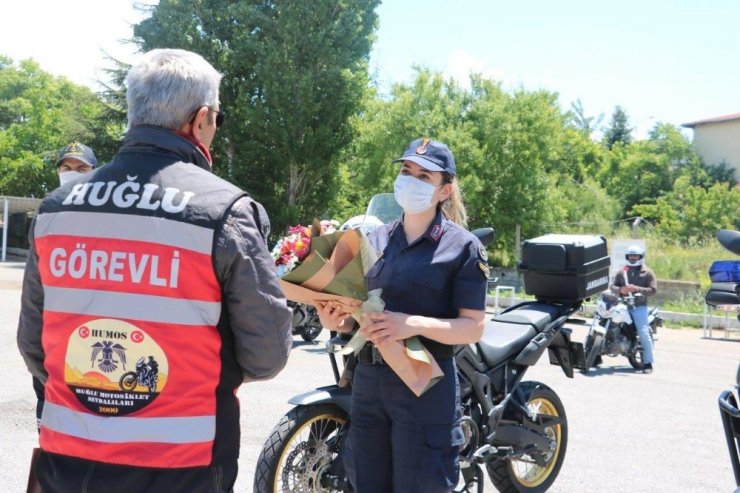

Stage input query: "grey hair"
[{"left": 125, "top": 49, "right": 222, "bottom": 129}]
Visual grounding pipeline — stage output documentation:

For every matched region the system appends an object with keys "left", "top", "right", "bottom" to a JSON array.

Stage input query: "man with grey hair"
[{"left": 19, "top": 48, "right": 292, "bottom": 492}]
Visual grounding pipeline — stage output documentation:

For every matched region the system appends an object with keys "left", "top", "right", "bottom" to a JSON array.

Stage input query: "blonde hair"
[{"left": 441, "top": 174, "right": 468, "bottom": 228}]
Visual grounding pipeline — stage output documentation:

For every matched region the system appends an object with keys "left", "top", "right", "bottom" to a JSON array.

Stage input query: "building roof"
[{"left": 682, "top": 112, "right": 740, "bottom": 128}]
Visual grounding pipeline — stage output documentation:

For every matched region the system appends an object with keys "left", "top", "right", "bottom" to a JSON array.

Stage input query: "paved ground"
[{"left": 1, "top": 258, "right": 739, "bottom": 492}]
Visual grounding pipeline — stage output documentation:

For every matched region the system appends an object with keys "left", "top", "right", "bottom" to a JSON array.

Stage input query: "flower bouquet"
[{"left": 273, "top": 220, "right": 443, "bottom": 396}]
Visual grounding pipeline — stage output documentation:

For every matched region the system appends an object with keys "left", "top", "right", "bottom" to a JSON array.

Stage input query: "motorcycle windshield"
[{"left": 361, "top": 193, "right": 402, "bottom": 230}]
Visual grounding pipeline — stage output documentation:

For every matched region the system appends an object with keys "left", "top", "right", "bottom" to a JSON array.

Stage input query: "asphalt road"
[{"left": 1, "top": 259, "right": 738, "bottom": 492}]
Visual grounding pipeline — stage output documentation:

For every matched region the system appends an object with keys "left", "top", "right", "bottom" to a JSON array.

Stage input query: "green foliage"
[
  {"left": 0, "top": 56, "right": 121, "bottom": 197},
  {"left": 568, "top": 98, "right": 603, "bottom": 137},
  {"left": 330, "top": 70, "right": 615, "bottom": 265},
  {"left": 132, "top": 0, "right": 380, "bottom": 232},
  {"left": 632, "top": 176, "right": 740, "bottom": 244},
  {"left": 603, "top": 105, "right": 632, "bottom": 149}
]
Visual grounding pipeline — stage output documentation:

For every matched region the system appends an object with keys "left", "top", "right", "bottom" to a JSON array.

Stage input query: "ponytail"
[{"left": 440, "top": 174, "right": 468, "bottom": 228}]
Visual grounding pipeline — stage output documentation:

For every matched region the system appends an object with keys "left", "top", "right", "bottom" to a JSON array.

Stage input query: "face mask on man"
[
  {"left": 393, "top": 174, "right": 439, "bottom": 214},
  {"left": 58, "top": 170, "right": 84, "bottom": 186}
]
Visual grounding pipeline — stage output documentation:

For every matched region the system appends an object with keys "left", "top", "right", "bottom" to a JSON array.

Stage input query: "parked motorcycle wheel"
[
  {"left": 254, "top": 404, "right": 348, "bottom": 493},
  {"left": 582, "top": 332, "right": 604, "bottom": 374},
  {"left": 119, "top": 372, "right": 138, "bottom": 391},
  {"left": 487, "top": 382, "right": 568, "bottom": 493}
]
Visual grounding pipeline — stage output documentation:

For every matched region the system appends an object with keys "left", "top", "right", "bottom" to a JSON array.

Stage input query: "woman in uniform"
[{"left": 317, "top": 138, "right": 488, "bottom": 493}]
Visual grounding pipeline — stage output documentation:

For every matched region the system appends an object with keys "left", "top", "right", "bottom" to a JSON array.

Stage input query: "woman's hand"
[
  {"left": 360, "top": 311, "right": 419, "bottom": 346},
  {"left": 315, "top": 301, "right": 354, "bottom": 332}
]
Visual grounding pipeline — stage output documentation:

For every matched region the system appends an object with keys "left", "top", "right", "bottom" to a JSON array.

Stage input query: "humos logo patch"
[{"left": 64, "top": 319, "right": 168, "bottom": 416}]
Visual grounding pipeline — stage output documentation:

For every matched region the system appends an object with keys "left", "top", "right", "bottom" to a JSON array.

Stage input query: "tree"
[
  {"left": 632, "top": 176, "right": 740, "bottom": 243},
  {"left": 603, "top": 105, "right": 632, "bottom": 149},
  {"left": 568, "top": 98, "right": 603, "bottom": 137},
  {"left": 0, "top": 56, "right": 120, "bottom": 197},
  {"left": 331, "top": 70, "right": 601, "bottom": 265},
  {"left": 132, "top": 0, "right": 380, "bottom": 232}
]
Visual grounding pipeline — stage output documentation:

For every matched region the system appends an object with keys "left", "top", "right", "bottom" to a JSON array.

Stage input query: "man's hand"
[{"left": 620, "top": 284, "right": 638, "bottom": 295}]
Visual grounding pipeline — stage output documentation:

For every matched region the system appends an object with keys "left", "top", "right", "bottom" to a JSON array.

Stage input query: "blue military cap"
[{"left": 393, "top": 137, "right": 456, "bottom": 176}]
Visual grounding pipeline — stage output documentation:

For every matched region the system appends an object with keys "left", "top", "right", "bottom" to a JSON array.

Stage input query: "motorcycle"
[
  {"left": 253, "top": 194, "right": 590, "bottom": 493},
  {"left": 290, "top": 301, "right": 323, "bottom": 342},
  {"left": 582, "top": 292, "right": 662, "bottom": 372},
  {"left": 119, "top": 356, "right": 159, "bottom": 393},
  {"left": 706, "top": 229, "right": 740, "bottom": 489}
]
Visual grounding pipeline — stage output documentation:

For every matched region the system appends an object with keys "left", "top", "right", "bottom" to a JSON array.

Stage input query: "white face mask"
[
  {"left": 58, "top": 170, "right": 84, "bottom": 186},
  {"left": 393, "top": 174, "right": 439, "bottom": 214}
]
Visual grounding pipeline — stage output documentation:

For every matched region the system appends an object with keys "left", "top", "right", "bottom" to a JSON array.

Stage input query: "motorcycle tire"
[
  {"left": 487, "top": 382, "right": 568, "bottom": 493},
  {"left": 628, "top": 333, "right": 653, "bottom": 370},
  {"left": 253, "top": 404, "right": 349, "bottom": 493},
  {"left": 582, "top": 332, "right": 604, "bottom": 374},
  {"left": 119, "top": 372, "right": 138, "bottom": 391},
  {"left": 628, "top": 347, "right": 646, "bottom": 370}
]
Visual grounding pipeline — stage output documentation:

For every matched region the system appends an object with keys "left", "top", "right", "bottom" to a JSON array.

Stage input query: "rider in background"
[{"left": 609, "top": 245, "right": 657, "bottom": 374}]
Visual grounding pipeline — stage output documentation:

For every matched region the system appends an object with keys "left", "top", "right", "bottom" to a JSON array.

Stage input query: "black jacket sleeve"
[
  {"left": 214, "top": 197, "right": 293, "bottom": 382},
  {"left": 17, "top": 217, "right": 47, "bottom": 382}
]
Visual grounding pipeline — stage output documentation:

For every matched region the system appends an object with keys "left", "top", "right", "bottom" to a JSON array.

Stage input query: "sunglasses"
[
  {"left": 189, "top": 105, "right": 226, "bottom": 128},
  {"left": 207, "top": 107, "right": 226, "bottom": 128}
]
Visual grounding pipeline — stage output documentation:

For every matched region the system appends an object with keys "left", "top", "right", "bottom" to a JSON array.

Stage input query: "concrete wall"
[
  {"left": 490, "top": 270, "right": 700, "bottom": 305},
  {"left": 692, "top": 120, "right": 740, "bottom": 180}
]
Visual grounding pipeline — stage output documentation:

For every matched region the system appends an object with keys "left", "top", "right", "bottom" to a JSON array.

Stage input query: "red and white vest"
[{"left": 34, "top": 147, "right": 244, "bottom": 468}]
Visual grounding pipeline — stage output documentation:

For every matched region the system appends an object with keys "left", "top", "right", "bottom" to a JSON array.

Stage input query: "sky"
[{"left": 3, "top": 0, "right": 740, "bottom": 139}]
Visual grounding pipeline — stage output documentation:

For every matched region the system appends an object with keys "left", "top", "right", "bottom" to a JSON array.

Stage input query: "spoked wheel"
[
  {"left": 254, "top": 404, "right": 348, "bottom": 493},
  {"left": 487, "top": 382, "right": 568, "bottom": 493}
]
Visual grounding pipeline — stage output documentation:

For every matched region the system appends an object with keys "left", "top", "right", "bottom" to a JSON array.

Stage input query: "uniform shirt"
[
  {"left": 366, "top": 210, "right": 488, "bottom": 358},
  {"left": 609, "top": 265, "right": 657, "bottom": 306}
]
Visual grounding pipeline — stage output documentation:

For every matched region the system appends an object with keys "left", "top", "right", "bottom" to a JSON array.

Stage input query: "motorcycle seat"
[
  {"left": 492, "top": 302, "right": 563, "bottom": 332},
  {"left": 705, "top": 282, "right": 740, "bottom": 307},
  {"left": 477, "top": 320, "right": 537, "bottom": 367}
]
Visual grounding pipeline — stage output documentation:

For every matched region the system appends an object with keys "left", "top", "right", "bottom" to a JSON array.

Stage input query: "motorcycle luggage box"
[
  {"left": 709, "top": 260, "right": 740, "bottom": 282},
  {"left": 519, "top": 234, "right": 610, "bottom": 302}
]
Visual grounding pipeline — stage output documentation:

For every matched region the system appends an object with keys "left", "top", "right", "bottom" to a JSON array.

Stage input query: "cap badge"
[{"left": 416, "top": 137, "right": 430, "bottom": 155}]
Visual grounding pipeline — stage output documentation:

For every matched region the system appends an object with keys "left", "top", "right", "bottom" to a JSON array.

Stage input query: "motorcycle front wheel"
[
  {"left": 487, "top": 382, "right": 568, "bottom": 493},
  {"left": 119, "top": 372, "right": 137, "bottom": 391},
  {"left": 254, "top": 404, "right": 349, "bottom": 493},
  {"left": 582, "top": 331, "right": 604, "bottom": 373},
  {"left": 628, "top": 349, "right": 645, "bottom": 370}
]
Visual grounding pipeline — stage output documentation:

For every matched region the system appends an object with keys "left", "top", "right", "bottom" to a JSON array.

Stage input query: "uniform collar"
[
  {"left": 390, "top": 208, "right": 447, "bottom": 247},
  {"left": 121, "top": 125, "right": 212, "bottom": 171}
]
